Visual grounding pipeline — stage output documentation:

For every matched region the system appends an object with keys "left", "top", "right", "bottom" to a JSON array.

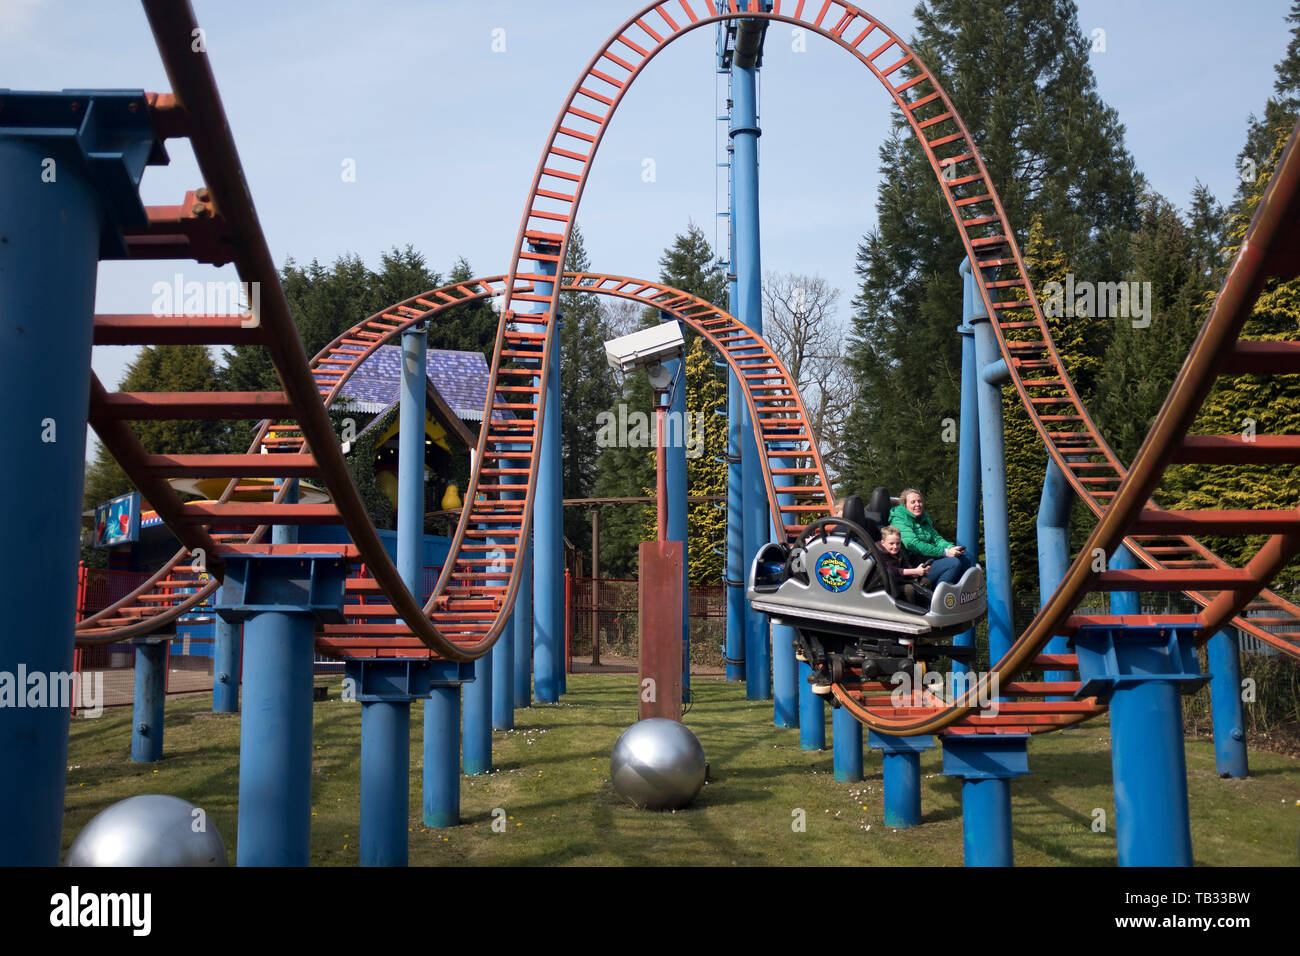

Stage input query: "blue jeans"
[{"left": 926, "top": 550, "right": 974, "bottom": 587}]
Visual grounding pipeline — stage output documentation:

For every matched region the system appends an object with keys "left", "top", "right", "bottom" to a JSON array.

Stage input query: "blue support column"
[
  {"left": 213, "top": 587, "right": 241, "bottom": 713},
  {"left": 514, "top": 529, "right": 534, "bottom": 707},
  {"left": 663, "top": 340, "right": 690, "bottom": 701},
  {"left": 349, "top": 321, "right": 426, "bottom": 866},
  {"left": 1208, "top": 628, "right": 1248, "bottom": 778},
  {"left": 493, "top": 614, "right": 515, "bottom": 731},
  {"left": 218, "top": 554, "right": 347, "bottom": 866},
  {"left": 942, "top": 734, "right": 1029, "bottom": 866},
  {"left": 1108, "top": 544, "right": 1141, "bottom": 615},
  {"left": 1037, "top": 458, "right": 1075, "bottom": 697},
  {"left": 531, "top": 251, "right": 564, "bottom": 703},
  {"left": 771, "top": 455, "right": 799, "bottom": 726},
  {"left": 954, "top": 272, "right": 982, "bottom": 673},
  {"left": 797, "top": 660, "right": 825, "bottom": 749},
  {"left": 463, "top": 651, "right": 493, "bottom": 775},
  {"left": 424, "top": 687, "right": 461, "bottom": 828},
  {"left": 1074, "top": 622, "right": 1206, "bottom": 866},
  {"left": 0, "top": 89, "right": 162, "bottom": 865},
  {"left": 966, "top": 260, "right": 1014, "bottom": 667},
  {"left": 832, "top": 707, "right": 864, "bottom": 781},
  {"left": 732, "top": 45, "right": 770, "bottom": 703},
  {"left": 868, "top": 731, "right": 935, "bottom": 828},
  {"left": 724, "top": 370, "right": 746, "bottom": 682},
  {"left": 130, "top": 640, "right": 167, "bottom": 763},
  {"left": 359, "top": 695, "right": 409, "bottom": 866}
]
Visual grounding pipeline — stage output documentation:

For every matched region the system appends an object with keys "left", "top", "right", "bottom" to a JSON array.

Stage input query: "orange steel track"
[{"left": 84, "top": 1, "right": 1300, "bottom": 738}]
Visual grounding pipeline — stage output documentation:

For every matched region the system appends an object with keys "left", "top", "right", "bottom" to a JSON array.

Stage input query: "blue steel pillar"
[
  {"left": 772, "top": 454, "right": 799, "bottom": 727},
  {"left": 942, "top": 734, "right": 1029, "bottom": 866},
  {"left": 1108, "top": 544, "right": 1140, "bottom": 615},
  {"left": 130, "top": 640, "right": 167, "bottom": 762},
  {"left": 0, "top": 89, "right": 162, "bottom": 865},
  {"left": 732, "top": 52, "right": 770, "bottom": 702},
  {"left": 832, "top": 707, "right": 864, "bottom": 781},
  {"left": 352, "top": 321, "right": 424, "bottom": 866},
  {"left": 954, "top": 264, "right": 982, "bottom": 672},
  {"left": 213, "top": 588, "right": 241, "bottom": 713},
  {"left": 514, "top": 529, "right": 534, "bottom": 707},
  {"left": 798, "top": 663, "right": 825, "bottom": 749},
  {"left": 661, "top": 330, "right": 690, "bottom": 701},
  {"left": 868, "top": 731, "right": 934, "bottom": 828},
  {"left": 965, "top": 259, "right": 1014, "bottom": 667},
  {"left": 219, "top": 554, "right": 347, "bottom": 866},
  {"left": 463, "top": 651, "right": 493, "bottom": 775},
  {"left": 724, "top": 371, "right": 746, "bottom": 682},
  {"left": 423, "top": 685, "right": 461, "bottom": 828},
  {"left": 531, "top": 250, "right": 564, "bottom": 703},
  {"left": 1074, "top": 622, "right": 1205, "bottom": 866},
  {"left": 1207, "top": 628, "right": 1248, "bottom": 778},
  {"left": 1037, "top": 458, "right": 1075, "bottom": 697},
  {"left": 493, "top": 613, "right": 515, "bottom": 730}
]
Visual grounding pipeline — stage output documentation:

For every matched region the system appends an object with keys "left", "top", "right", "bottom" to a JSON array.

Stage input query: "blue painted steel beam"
[
  {"left": 1208, "top": 628, "right": 1248, "bottom": 778},
  {"left": 213, "top": 589, "right": 240, "bottom": 713},
  {"left": 219, "top": 554, "right": 347, "bottom": 866},
  {"left": 493, "top": 613, "right": 515, "bottom": 730},
  {"left": 360, "top": 698, "right": 410, "bottom": 865},
  {"left": 1108, "top": 543, "right": 1141, "bottom": 615},
  {"left": 1074, "top": 623, "right": 1204, "bottom": 866},
  {"left": 941, "top": 733, "right": 1029, "bottom": 867},
  {"left": 532, "top": 256, "right": 563, "bottom": 703},
  {"left": 722, "top": 64, "right": 745, "bottom": 684},
  {"left": 771, "top": 456, "right": 799, "bottom": 727},
  {"left": 832, "top": 706, "right": 863, "bottom": 781},
  {"left": 514, "top": 528, "right": 534, "bottom": 707},
  {"left": 463, "top": 651, "right": 493, "bottom": 775},
  {"left": 1037, "top": 457, "right": 1075, "bottom": 697},
  {"left": 662, "top": 341, "right": 690, "bottom": 701},
  {"left": 732, "top": 51, "right": 770, "bottom": 702},
  {"left": 954, "top": 263, "right": 982, "bottom": 672},
  {"left": 423, "top": 688, "right": 460, "bottom": 828},
  {"left": 0, "top": 89, "right": 162, "bottom": 865},
  {"left": 868, "top": 731, "right": 934, "bottom": 828},
  {"left": 966, "top": 262, "right": 1014, "bottom": 668},
  {"left": 130, "top": 640, "right": 167, "bottom": 762},
  {"left": 797, "top": 661, "right": 825, "bottom": 749}
]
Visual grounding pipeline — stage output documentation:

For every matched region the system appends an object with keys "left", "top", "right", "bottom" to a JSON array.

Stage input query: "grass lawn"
[{"left": 63, "top": 673, "right": 1300, "bottom": 866}]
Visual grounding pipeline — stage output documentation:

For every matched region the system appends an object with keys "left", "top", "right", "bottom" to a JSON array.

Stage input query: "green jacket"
[{"left": 887, "top": 504, "right": 954, "bottom": 560}]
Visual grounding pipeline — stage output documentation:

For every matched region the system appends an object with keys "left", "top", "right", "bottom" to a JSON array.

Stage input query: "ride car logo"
[{"left": 815, "top": 552, "right": 853, "bottom": 593}]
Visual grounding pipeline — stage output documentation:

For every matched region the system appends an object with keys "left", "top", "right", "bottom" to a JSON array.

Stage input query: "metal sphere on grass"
[
  {"left": 610, "top": 718, "right": 707, "bottom": 810},
  {"left": 66, "top": 794, "right": 227, "bottom": 866}
]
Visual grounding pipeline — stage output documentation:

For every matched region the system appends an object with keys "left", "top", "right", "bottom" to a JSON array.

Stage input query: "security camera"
[{"left": 604, "top": 321, "right": 685, "bottom": 375}]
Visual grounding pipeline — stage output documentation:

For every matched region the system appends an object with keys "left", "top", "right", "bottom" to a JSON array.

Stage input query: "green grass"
[{"left": 63, "top": 674, "right": 1300, "bottom": 865}]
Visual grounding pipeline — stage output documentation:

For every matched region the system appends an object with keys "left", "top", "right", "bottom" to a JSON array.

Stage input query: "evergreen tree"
[
  {"left": 840, "top": 0, "right": 1140, "bottom": 541},
  {"left": 558, "top": 227, "right": 619, "bottom": 561},
  {"left": 1158, "top": 125, "right": 1300, "bottom": 599},
  {"left": 83, "top": 345, "right": 225, "bottom": 508},
  {"left": 593, "top": 223, "right": 728, "bottom": 577}
]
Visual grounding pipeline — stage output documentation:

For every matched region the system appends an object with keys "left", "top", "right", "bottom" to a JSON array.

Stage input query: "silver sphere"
[
  {"left": 66, "top": 795, "right": 227, "bottom": 867},
  {"left": 610, "top": 718, "right": 707, "bottom": 811}
]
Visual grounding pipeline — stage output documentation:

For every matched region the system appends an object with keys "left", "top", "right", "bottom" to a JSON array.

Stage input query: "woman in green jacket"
[{"left": 887, "top": 488, "right": 973, "bottom": 586}]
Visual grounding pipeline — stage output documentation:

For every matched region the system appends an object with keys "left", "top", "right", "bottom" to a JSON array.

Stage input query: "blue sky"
[{"left": 2, "top": 0, "right": 1292, "bottom": 406}]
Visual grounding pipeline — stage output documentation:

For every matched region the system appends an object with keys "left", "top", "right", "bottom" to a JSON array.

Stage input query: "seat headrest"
[
  {"left": 841, "top": 494, "right": 866, "bottom": 529},
  {"left": 866, "top": 486, "right": 892, "bottom": 522}
]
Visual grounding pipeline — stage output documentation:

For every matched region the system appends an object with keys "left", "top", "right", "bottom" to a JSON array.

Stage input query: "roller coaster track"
[{"left": 81, "top": 1, "right": 1299, "bottom": 737}]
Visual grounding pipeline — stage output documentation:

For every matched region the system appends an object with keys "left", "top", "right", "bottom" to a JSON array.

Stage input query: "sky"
[{"left": 2, "top": 0, "right": 1293, "bottom": 424}]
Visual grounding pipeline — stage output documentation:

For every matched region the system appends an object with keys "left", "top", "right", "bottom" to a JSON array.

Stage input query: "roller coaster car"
[{"left": 746, "top": 488, "right": 985, "bottom": 692}]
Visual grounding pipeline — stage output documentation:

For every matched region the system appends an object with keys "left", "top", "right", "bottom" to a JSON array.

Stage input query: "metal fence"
[{"left": 568, "top": 577, "right": 726, "bottom": 665}]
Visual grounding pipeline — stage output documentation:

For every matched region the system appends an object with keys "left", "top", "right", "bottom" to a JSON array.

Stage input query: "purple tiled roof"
[{"left": 338, "top": 346, "right": 496, "bottom": 421}]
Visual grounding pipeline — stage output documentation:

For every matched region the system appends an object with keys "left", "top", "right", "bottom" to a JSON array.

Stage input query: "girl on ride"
[{"left": 888, "top": 488, "right": 973, "bottom": 587}]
